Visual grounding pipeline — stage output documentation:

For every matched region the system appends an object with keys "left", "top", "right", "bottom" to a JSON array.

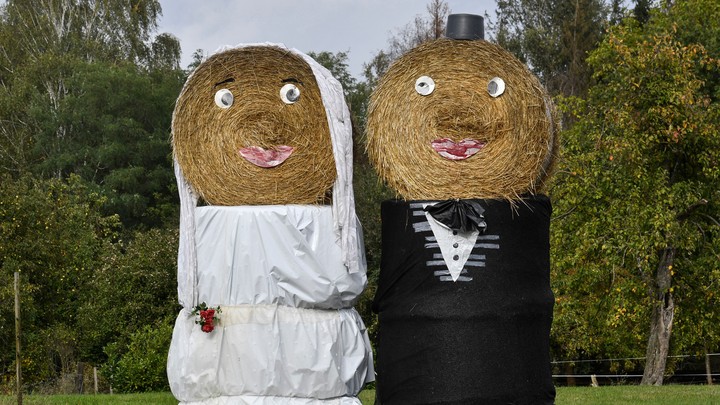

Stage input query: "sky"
[{"left": 156, "top": 0, "right": 497, "bottom": 80}]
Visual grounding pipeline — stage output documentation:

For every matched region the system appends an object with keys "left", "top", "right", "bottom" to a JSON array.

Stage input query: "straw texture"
[
  {"left": 366, "top": 39, "right": 559, "bottom": 201},
  {"left": 172, "top": 46, "right": 335, "bottom": 206}
]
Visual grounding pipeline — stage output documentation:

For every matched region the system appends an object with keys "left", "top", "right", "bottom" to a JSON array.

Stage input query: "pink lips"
[
  {"left": 430, "top": 138, "right": 486, "bottom": 160},
  {"left": 239, "top": 145, "right": 294, "bottom": 168}
]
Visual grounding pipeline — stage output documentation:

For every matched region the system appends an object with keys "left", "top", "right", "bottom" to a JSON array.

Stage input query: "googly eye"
[
  {"left": 280, "top": 83, "right": 301, "bottom": 104},
  {"left": 214, "top": 89, "right": 234, "bottom": 109},
  {"left": 487, "top": 77, "right": 506, "bottom": 97},
  {"left": 415, "top": 76, "right": 435, "bottom": 96}
]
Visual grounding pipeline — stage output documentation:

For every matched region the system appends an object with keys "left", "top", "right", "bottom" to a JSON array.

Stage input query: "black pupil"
[{"left": 488, "top": 81, "right": 498, "bottom": 94}]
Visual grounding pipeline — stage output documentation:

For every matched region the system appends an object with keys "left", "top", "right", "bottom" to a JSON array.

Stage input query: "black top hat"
[{"left": 445, "top": 14, "right": 484, "bottom": 40}]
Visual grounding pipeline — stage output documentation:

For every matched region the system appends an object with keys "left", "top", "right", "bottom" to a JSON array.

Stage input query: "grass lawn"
[
  {"left": 0, "top": 392, "right": 177, "bottom": 404},
  {"left": 1, "top": 385, "right": 719, "bottom": 404},
  {"left": 555, "top": 385, "right": 720, "bottom": 404}
]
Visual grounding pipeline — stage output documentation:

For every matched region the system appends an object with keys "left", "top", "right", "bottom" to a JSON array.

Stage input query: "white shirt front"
[{"left": 423, "top": 203, "right": 479, "bottom": 281}]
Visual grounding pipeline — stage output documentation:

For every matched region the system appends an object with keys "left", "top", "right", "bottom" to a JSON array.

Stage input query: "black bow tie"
[{"left": 423, "top": 199, "right": 487, "bottom": 233}]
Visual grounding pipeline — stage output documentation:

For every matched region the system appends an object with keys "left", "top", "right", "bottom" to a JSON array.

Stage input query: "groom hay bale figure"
[{"left": 367, "top": 14, "right": 559, "bottom": 404}]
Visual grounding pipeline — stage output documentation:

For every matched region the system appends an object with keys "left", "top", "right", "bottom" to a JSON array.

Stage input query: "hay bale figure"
[
  {"left": 167, "top": 43, "right": 373, "bottom": 404},
  {"left": 368, "top": 14, "right": 558, "bottom": 404}
]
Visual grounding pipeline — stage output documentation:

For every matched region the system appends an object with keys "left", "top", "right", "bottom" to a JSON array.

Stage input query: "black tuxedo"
[{"left": 372, "top": 196, "right": 556, "bottom": 405}]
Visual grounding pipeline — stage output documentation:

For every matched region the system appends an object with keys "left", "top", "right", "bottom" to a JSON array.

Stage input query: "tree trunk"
[
  {"left": 565, "top": 362, "right": 576, "bottom": 387},
  {"left": 641, "top": 248, "right": 675, "bottom": 385},
  {"left": 706, "top": 350, "right": 714, "bottom": 386}
]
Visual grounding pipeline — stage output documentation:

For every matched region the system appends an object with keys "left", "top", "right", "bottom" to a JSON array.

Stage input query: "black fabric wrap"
[{"left": 372, "top": 196, "right": 556, "bottom": 405}]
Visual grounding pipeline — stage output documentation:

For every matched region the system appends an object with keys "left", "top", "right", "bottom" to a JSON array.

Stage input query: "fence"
[{"left": 551, "top": 353, "right": 720, "bottom": 386}]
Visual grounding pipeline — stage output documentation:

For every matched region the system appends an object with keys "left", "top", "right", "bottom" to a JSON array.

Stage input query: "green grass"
[
  {"left": 1, "top": 386, "right": 719, "bottom": 404},
  {"left": 556, "top": 385, "right": 720, "bottom": 404},
  {"left": 0, "top": 392, "right": 176, "bottom": 404}
]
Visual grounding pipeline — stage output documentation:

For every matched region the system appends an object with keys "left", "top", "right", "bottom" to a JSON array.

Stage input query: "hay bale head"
[
  {"left": 172, "top": 46, "right": 335, "bottom": 206},
  {"left": 366, "top": 39, "right": 559, "bottom": 201}
]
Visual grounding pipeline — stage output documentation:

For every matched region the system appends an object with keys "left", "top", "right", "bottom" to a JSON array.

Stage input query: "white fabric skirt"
[{"left": 168, "top": 305, "right": 373, "bottom": 403}]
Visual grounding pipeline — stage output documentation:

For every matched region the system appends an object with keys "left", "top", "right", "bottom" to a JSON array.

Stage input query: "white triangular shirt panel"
[{"left": 423, "top": 204, "right": 479, "bottom": 282}]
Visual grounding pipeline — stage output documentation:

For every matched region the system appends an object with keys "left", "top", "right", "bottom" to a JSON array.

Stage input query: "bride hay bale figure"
[
  {"left": 168, "top": 43, "right": 373, "bottom": 404},
  {"left": 367, "top": 14, "right": 559, "bottom": 404}
]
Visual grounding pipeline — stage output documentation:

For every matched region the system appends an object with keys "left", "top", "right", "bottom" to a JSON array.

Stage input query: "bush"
[{"left": 103, "top": 317, "right": 173, "bottom": 393}]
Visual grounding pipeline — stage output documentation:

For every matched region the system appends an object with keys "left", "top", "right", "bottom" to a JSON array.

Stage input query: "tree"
[
  {"left": 634, "top": 0, "right": 653, "bottom": 25},
  {"left": 307, "top": 50, "right": 357, "bottom": 97},
  {"left": 550, "top": 0, "right": 720, "bottom": 384},
  {"left": 149, "top": 32, "right": 182, "bottom": 71},
  {"left": 186, "top": 48, "right": 207, "bottom": 73},
  {"left": 17, "top": 60, "right": 183, "bottom": 228},
  {"left": 78, "top": 228, "right": 179, "bottom": 366},
  {"left": 2, "top": 0, "right": 164, "bottom": 66},
  {"left": 492, "top": 0, "right": 611, "bottom": 96},
  {"left": 361, "top": 0, "right": 449, "bottom": 84},
  {"left": 0, "top": 0, "right": 181, "bottom": 177},
  {"left": 384, "top": 0, "right": 449, "bottom": 61},
  {"left": 0, "top": 175, "right": 118, "bottom": 387}
]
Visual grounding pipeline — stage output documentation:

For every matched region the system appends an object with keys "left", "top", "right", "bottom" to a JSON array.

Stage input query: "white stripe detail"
[
  {"left": 475, "top": 243, "right": 500, "bottom": 249},
  {"left": 439, "top": 276, "right": 473, "bottom": 282}
]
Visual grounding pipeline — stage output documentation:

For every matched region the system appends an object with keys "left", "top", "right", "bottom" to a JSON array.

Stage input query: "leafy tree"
[
  {"left": 360, "top": 51, "right": 392, "bottom": 94},
  {"left": 492, "top": 0, "right": 611, "bottom": 96},
  {"left": 360, "top": 0, "right": 448, "bottom": 86},
  {"left": 634, "top": 0, "right": 653, "bottom": 25},
  {"left": 306, "top": 50, "right": 373, "bottom": 151},
  {"left": 0, "top": 68, "right": 36, "bottom": 176},
  {"left": 550, "top": 0, "right": 720, "bottom": 385},
  {"left": 0, "top": 175, "right": 118, "bottom": 387},
  {"left": 186, "top": 48, "right": 207, "bottom": 73},
  {"left": 27, "top": 60, "right": 183, "bottom": 227},
  {"left": 149, "top": 32, "right": 182, "bottom": 71},
  {"left": 352, "top": 51, "right": 391, "bottom": 136},
  {"left": 0, "top": 0, "right": 176, "bottom": 156},
  {"left": 2, "top": 0, "right": 164, "bottom": 66},
  {"left": 0, "top": 1, "right": 183, "bottom": 228},
  {"left": 77, "top": 228, "right": 179, "bottom": 365},
  {"left": 307, "top": 50, "right": 357, "bottom": 97}
]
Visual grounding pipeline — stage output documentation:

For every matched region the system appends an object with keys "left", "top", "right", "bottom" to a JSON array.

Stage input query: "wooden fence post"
[{"left": 15, "top": 271, "right": 23, "bottom": 405}]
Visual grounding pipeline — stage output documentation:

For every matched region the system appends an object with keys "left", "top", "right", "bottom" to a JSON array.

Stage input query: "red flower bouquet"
[{"left": 192, "top": 302, "right": 221, "bottom": 333}]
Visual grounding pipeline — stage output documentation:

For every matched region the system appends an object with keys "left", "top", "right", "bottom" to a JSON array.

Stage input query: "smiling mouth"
[
  {"left": 239, "top": 145, "right": 294, "bottom": 168},
  {"left": 430, "top": 138, "right": 486, "bottom": 160}
]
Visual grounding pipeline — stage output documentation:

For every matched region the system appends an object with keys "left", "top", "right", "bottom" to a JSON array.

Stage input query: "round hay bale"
[
  {"left": 366, "top": 39, "right": 559, "bottom": 201},
  {"left": 172, "top": 45, "right": 335, "bottom": 206}
]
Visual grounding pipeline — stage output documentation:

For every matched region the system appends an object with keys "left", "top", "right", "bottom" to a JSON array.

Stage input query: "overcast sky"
[{"left": 156, "top": 0, "right": 497, "bottom": 79}]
